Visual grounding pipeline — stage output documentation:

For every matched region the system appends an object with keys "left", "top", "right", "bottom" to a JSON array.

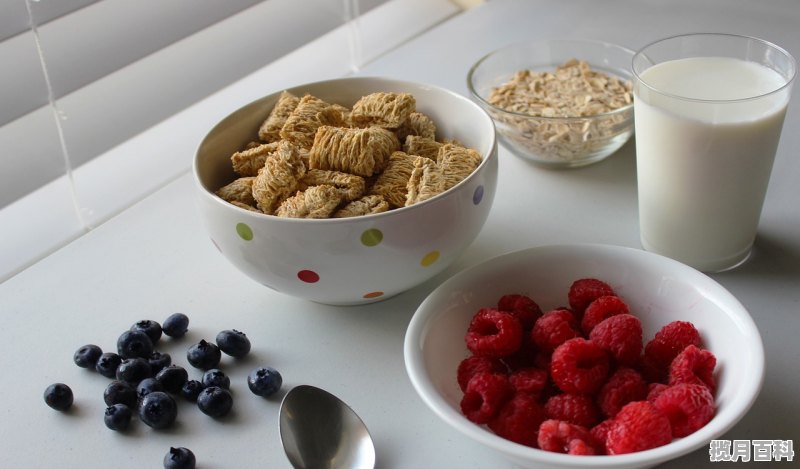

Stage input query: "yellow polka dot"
[{"left": 421, "top": 250, "right": 440, "bottom": 267}]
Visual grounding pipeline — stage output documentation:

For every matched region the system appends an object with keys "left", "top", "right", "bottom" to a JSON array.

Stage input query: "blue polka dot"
[{"left": 473, "top": 185, "right": 484, "bottom": 205}]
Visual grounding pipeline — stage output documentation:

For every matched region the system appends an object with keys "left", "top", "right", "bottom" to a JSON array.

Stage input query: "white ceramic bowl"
[
  {"left": 193, "top": 77, "right": 498, "bottom": 305},
  {"left": 404, "top": 244, "right": 764, "bottom": 468}
]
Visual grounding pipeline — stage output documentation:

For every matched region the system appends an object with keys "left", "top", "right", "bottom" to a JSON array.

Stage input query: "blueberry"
[
  {"left": 95, "top": 352, "right": 122, "bottom": 378},
  {"left": 131, "top": 319, "right": 162, "bottom": 344},
  {"left": 139, "top": 391, "right": 178, "bottom": 429},
  {"left": 136, "top": 377, "right": 164, "bottom": 400},
  {"left": 104, "top": 380, "right": 137, "bottom": 408},
  {"left": 180, "top": 380, "right": 204, "bottom": 402},
  {"left": 44, "top": 383, "right": 73, "bottom": 411},
  {"left": 155, "top": 365, "right": 189, "bottom": 394},
  {"left": 162, "top": 313, "right": 189, "bottom": 338},
  {"left": 247, "top": 367, "right": 282, "bottom": 397},
  {"left": 117, "top": 330, "right": 154, "bottom": 359},
  {"left": 196, "top": 386, "right": 233, "bottom": 418},
  {"left": 148, "top": 351, "right": 172, "bottom": 375},
  {"left": 164, "top": 446, "right": 196, "bottom": 469},
  {"left": 216, "top": 329, "right": 251, "bottom": 358},
  {"left": 73, "top": 344, "right": 103, "bottom": 369},
  {"left": 104, "top": 404, "right": 133, "bottom": 431},
  {"left": 116, "top": 357, "right": 151, "bottom": 385},
  {"left": 201, "top": 369, "right": 230, "bottom": 389},
  {"left": 186, "top": 340, "right": 221, "bottom": 370}
]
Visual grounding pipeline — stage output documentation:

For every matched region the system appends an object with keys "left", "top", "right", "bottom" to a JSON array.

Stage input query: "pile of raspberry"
[{"left": 458, "top": 278, "right": 717, "bottom": 455}]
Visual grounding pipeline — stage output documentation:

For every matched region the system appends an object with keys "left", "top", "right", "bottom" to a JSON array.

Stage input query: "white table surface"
[{"left": 2, "top": 0, "right": 798, "bottom": 467}]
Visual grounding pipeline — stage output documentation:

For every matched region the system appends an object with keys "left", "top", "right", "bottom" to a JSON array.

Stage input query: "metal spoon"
[{"left": 279, "top": 385, "right": 376, "bottom": 469}]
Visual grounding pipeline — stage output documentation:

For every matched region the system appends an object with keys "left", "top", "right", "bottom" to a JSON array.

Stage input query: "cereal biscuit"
[
  {"left": 258, "top": 91, "right": 300, "bottom": 142},
  {"left": 406, "top": 157, "right": 446, "bottom": 206},
  {"left": 280, "top": 95, "right": 347, "bottom": 149},
  {"left": 396, "top": 112, "right": 437, "bottom": 142},
  {"left": 216, "top": 177, "right": 257, "bottom": 207},
  {"left": 276, "top": 184, "right": 343, "bottom": 218},
  {"left": 350, "top": 92, "right": 416, "bottom": 129},
  {"left": 309, "top": 125, "right": 399, "bottom": 177},
  {"left": 368, "top": 151, "right": 417, "bottom": 208},
  {"left": 230, "top": 201, "right": 261, "bottom": 212},
  {"left": 334, "top": 194, "right": 390, "bottom": 218},
  {"left": 437, "top": 143, "right": 483, "bottom": 190},
  {"left": 231, "top": 141, "right": 280, "bottom": 177},
  {"left": 301, "top": 169, "right": 365, "bottom": 201},
  {"left": 251, "top": 141, "right": 307, "bottom": 214},
  {"left": 402, "top": 135, "right": 441, "bottom": 160}
]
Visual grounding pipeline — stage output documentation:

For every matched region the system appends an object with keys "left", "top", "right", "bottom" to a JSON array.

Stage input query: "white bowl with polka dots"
[{"left": 193, "top": 77, "right": 498, "bottom": 305}]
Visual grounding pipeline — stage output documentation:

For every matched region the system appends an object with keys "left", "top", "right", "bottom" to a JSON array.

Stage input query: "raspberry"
[
  {"left": 488, "top": 393, "right": 546, "bottom": 447},
  {"left": 531, "top": 309, "right": 579, "bottom": 353},
  {"left": 597, "top": 367, "right": 648, "bottom": 418},
  {"left": 497, "top": 294, "right": 542, "bottom": 330},
  {"left": 537, "top": 419, "right": 598, "bottom": 455},
  {"left": 652, "top": 383, "right": 715, "bottom": 437},
  {"left": 568, "top": 278, "right": 615, "bottom": 317},
  {"left": 509, "top": 367, "right": 548, "bottom": 397},
  {"left": 646, "top": 383, "right": 670, "bottom": 403},
  {"left": 581, "top": 295, "right": 630, "bottom": 335},
  {"left": 501, "top": 334, "right": 539, "bottom": 371},
  {"left": 643, "top": 321, "right": 702, "bottom": 381},
  {"left": 460, "top": 372, "right": 513, "bottom": 424},
  {"left": 606, "top": 401, "right": 672, "bottom": 454},
  {"left": 465, "top": 308, "right": 524, "bottom": 358},
  {"left": 551, "top": 338, "right": 610, "bottom": 395},
  {"left": 544, "top": 393, "right": 600, "bottom": 428},
  {"left": 457, "top": 356, "right": 506, "bottom": 392},
  {"left": 589, "top": 314, "right": 643, "bottom": 366},
  {"left": 668, "top": 344, "right": 717, "bottom": 392},
  {"left": 589, "top": 419, "right": 614, "bottom": 454}
]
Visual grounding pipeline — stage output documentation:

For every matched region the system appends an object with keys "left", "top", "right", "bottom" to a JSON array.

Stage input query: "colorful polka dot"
[
  {"left": 361, "top": 228, "right": 383, "bottom": 247},
  {"left": 473, "top": 185, "right": 484, "bottom": 205},
  {"left": 421, "top": 250, "right": 440, "bottom": 267},
  {"left": 236, "top": 222, "right": 253, "bottom": 241},
  {"left": 363, "top": 291, "right": 384, "bottom": 299},
  {"left": 297, "top": 270, "right": 319, "bottom": 283}
]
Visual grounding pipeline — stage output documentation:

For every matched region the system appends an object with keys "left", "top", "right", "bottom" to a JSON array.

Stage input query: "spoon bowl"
[{"left": 279, "top": 385, "right": 376, "bottom": 469}]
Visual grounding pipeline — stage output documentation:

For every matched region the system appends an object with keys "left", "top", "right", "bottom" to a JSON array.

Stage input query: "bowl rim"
[
  {"left": 466, "top": 38, "right": 636, "bottom": 121},
  {"left": 192, "top": 75, "right": 498, "bottom": 224},
  {"left": 404, "top": 243, "right": 765, "bottom": 466}
]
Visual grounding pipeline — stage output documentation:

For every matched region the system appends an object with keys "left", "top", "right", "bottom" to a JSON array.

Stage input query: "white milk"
[{"left": 634, "top": 57, "right": 789, "bottom": 271}]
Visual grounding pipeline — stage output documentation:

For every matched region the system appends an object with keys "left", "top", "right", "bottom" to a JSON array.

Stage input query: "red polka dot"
[
  {"left": 363, "top": 291, "right": 384, "bottom": 299},
  {"left": 297, "top": 270, "right": 319, "bottom": 283}
]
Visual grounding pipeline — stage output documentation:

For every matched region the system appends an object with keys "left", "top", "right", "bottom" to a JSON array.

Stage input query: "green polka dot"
[
  {"left": 236, "top": 222, "right": 253, "bottom": 241},
  {"left": 421, "top": 250, "right": 440, "bottom": 267},
  {"left": 361, "top": 228, "right": 383, "bottom": 247}
]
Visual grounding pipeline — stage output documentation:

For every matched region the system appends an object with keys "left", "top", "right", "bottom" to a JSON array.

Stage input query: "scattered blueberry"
[
  {"left": 186, "top": 340, "right": 221, "bottom": 370},
  {"left": 95, "top": 352, "right": 122, "bottom": 378},
  {"left": 131, "top": 319, "right": 162, "bottom": 344},
  {"left": 139, "top": 391, "right": 178, "bottom": 429},
  {"left": 104, "top": 403, "right": 133, "bottom": 431},
  {"left": 117, "top": 330, "right": 154, "bottom": 359},
  {"left": 196, "top": 386, "right": 233, "bottom": 418},
  {"left": 247, "top": 367, "right": 282, "bottom": 397},
  {"left": 201, "top": 369, "right": 230, "bottom": 389},
  {"left": 104, "top": 380, "right": 138, "bottom": 408},
  {"left": 116, "top": 357, "right": 152, "bottom": 385},
  {"left": 44, "top": 383, "right": 73, "bottom": 411},
  {"left": 136, "top": 377, "right": 164, "bottom": 400},
  {"left": 164, "top": 446, "right": 196, "bottom": 469},
  {"left": 73, "top": 344, "right": 103, "bottom": 369},
  {"left": 148, "top": 351, "right": 172, "bottom": 375},
  {"left": 155, "top": 365, "right": 189, "bottom": 394},
  {"left": 162, "top": 313, "right": 189, "bottom": 338},
  {"left": 216, "top": 329, "right": 251, "bottom": 358},
  {"left": 180, "top": 380, "right": 204, "bottom": 402}
]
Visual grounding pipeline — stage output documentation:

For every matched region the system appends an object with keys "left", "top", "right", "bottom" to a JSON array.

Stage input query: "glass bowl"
[{"left": 467, "top": 39, "right": 635, "bottom": 168}]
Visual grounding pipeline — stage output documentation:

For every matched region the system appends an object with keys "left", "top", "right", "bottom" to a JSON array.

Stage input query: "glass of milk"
[{"left": 632, "top": 33, "right": 795, "bottom": 272}]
